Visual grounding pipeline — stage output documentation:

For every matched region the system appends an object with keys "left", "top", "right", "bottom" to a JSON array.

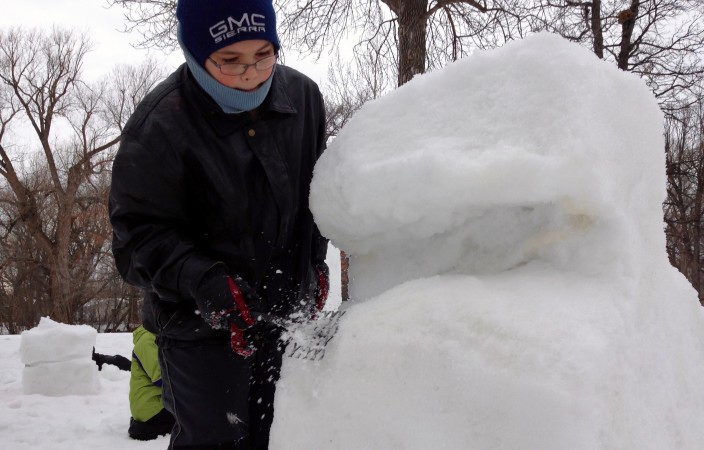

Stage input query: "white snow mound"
[
  {"left": 272, "top": 33, "right": 704, "bottom": 450},
  {"left": 20, "top": 317, "right": 99, "bottom": 396},
  {"left": 310, "top": 32, "right": 665, "bottom": 300}
]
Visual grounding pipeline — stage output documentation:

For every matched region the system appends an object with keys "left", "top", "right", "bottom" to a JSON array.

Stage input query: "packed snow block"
[
  {"left": 20, "top": 317, "right": 97, "bottom": 365},
  {"left": 20, "top": 317, "right": 99, "bottom": 396},
  {"left": 310, "top": 33, "right": 665, "bottom": 301},
  {"left": 23, "top": 359, "right": 100, "bottom": 396},
  {"left": 275, "top": 265, "right": 704, "bottom": 450},
  {"left": 276, "top": 33, "right": 704, "bottom": 450}
]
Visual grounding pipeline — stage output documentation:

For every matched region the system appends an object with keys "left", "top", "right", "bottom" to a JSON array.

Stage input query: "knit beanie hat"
[{"left": 176, "top": 0, "right": 280, "bottom": 66}]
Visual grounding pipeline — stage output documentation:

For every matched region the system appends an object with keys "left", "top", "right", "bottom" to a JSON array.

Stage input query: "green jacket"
[{"left": 129, "top": 325, "right": 164, "bottom": 422}]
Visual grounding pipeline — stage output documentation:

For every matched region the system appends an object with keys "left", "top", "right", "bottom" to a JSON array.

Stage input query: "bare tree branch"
[{"left": 0, "top": 26, "right": 165, "bottom": 329}]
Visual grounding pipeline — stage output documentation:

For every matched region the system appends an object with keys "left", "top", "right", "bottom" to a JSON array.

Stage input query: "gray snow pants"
[{"left": 158, "top": 333, "right": 283, "bottom": 450}]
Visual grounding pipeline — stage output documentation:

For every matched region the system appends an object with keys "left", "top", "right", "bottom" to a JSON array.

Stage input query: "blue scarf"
[{"left": 178, "top": 28, "right": 274, "bottom": 114}]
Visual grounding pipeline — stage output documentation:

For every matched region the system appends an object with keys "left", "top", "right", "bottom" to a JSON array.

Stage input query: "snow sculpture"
[
  {"left": 272, "top": 33, "right": 704, "bottom": 449},
  {"left": 20, "top": 317, "right": 100, "bottom": 396},
  {"left": 311, "top": 35, "right": 667, "bottom": 301}
]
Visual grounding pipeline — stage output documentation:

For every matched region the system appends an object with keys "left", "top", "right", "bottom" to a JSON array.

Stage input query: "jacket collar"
[
  {"left": 181, "top": 63, "right": 297, "bottom": 136},
  {"left": 267, "top": 67, "right": 298, "bottom": 115}
]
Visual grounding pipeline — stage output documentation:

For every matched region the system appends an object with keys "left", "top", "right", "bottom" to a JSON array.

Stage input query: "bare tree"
[
  {"left": 664, "top": 91, "right": 704, "bottom": 304},
  {"left": 322, "top": 51, "right": 391, "bottom": 140},
  {"left": 107, "top": 0, "right": 703, "bottom": 96},
  {"left": 278, "top": 0, "right": 531, "bottom": 86},
  {"left": 0, "top": 181, "right": 48, "bottom": 333},
  {"left": 525, "top": 0, "right": 704, "bottom": 114},
  {"left": 107, "top": 0, "right": 179, "bottom": 51},
  {"left": 0, "top": 27, "right": 165, "bottom": 329}
]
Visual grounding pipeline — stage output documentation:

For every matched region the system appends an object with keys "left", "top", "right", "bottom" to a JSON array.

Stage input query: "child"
[
  {"left": 92, "top": 328, "right": 175, "bottom": 441},
  {"left": 109, "top": 0, "right": 329, "bottom": 448},
  {"left": 128, "top": 325, "right": 175, "bottom": 441}
]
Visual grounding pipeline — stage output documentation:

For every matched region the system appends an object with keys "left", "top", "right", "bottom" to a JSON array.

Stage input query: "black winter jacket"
[{"left": 109, "top": 64, "right": 328, "bottom": 341}]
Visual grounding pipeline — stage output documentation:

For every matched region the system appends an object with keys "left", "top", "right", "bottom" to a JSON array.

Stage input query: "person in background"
[
  {"left": 91, "top": 327, "right": 174, "bottom": 441},
  {"left": 128, "top": 325, "right": 175, "bottom": 441},
  {"left": 108, "top": 0, "right": 329, "bottom": 448},
  {"left": 92, "top": 347, "right": 130, "bottom": 372}
]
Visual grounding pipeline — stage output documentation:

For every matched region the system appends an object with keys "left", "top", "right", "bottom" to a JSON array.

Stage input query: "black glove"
[
  {"left": 244, "top": 320, "right": 285, "bottom": 353},
  {"left": 193, "top": 265, "right": 266, "bottom": 356},
  {"left": 91, "top": 347, "right": 104, "bottom": 371}
]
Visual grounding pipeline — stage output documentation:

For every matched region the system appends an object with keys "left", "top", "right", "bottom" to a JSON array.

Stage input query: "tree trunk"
[
  {"left": 693, "top": 143, "right": 704, "bottom": 303},
  {"left": 48, "top": 247, "right": 73, "bottom": 324},
  {"left": 397, "top": 0, "right": 428, "bottom": 86},
  {"left": 617, "top": 0, "right": 640, "bottom": 70},
  {"left": 591, "top": 0, "right": 604, "bottom": 59},
  {"left": 340, "top": 251, "right": 350, "bottom": 302}
]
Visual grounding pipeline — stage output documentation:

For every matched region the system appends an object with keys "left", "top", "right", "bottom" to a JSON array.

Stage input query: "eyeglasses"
[{"left": 208, "top": 54, "right": 278, "bottom": 76}]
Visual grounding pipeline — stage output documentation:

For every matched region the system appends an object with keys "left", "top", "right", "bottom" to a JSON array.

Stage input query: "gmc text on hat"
[{"left": 210, "top": 14, "right": 267, "bottom": 44}]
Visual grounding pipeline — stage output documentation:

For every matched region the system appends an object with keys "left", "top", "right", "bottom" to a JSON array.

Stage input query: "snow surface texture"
[
  {"left": 272, "top": 33, "right": 704, "bottom": 449},
  {"left": 21, "top": 317, "right": 97, "bottom": 366},
  {"left": 20, "top": 317, "right": 99, "bottom": 396}
]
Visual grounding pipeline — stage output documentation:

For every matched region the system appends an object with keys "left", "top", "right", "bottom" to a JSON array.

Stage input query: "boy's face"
[{"left": 205, "top": 39, "right": 276, "bottom": 91}]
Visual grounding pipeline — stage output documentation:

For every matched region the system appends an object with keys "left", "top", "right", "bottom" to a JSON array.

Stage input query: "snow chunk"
[
  {"left": 20, "top": 317, "right": 97, "bottom": 365},
  {"left": 310, "top": 32, "right": 665, "bottom": 300},
  {"left": 20, "top": 317, "right": 99, "bottom": 396}
]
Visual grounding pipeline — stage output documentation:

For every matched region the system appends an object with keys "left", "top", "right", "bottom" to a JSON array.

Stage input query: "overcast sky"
[{"left": 0, "top": 0, "right": 328, "bottom": 83}]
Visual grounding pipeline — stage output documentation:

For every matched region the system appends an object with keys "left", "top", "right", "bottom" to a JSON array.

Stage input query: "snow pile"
[
  {"left": 272, "top": 33, "right": 704, "bottom": 449},
  {"left": 20, "top": 317, "right": 100, "bottom": 396},
  {"left": 310, "top": 33, "right": 664, "bottom": 301}
]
